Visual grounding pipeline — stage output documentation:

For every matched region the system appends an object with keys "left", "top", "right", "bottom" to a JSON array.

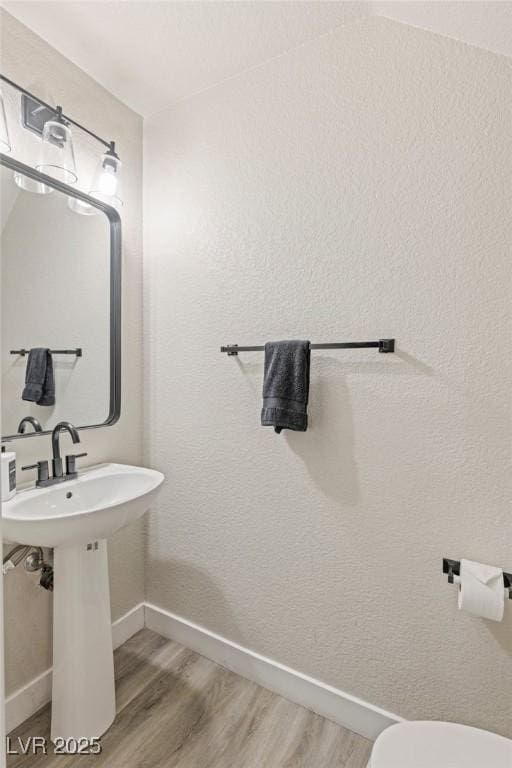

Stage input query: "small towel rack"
[
  {"left": 10, "top": 348, "right": 82, "bottom": 357},
  {"left": 221, "top": 338, "right": 395, "bottom": 355},
  {"left": 443, "top": 558, "right": 512, "bottom": 599}
]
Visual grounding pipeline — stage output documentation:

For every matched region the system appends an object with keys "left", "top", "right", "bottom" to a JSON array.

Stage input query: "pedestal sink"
[{"left": 2, "top": 463, "right": 164, "bottom": 742}]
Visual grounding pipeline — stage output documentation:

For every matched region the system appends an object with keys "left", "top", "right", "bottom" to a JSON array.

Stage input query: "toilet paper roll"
[{"left": 458, "top": 558, "right": 504, "bottom": 622}]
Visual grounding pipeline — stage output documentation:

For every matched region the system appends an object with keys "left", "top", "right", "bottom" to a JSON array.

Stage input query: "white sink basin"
[
  {"left": 2, "top": 462, "right": 164, "bottom": 548},
  {"left": 1, "top": 462, "right": 164, "bottom": 745}
]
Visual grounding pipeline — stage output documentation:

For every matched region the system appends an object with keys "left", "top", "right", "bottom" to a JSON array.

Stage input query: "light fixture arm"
[{"left": 106, "top": 141, "right": 119, "bottom": 159}]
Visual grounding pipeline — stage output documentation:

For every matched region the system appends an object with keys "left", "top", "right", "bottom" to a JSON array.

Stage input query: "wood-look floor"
[{"left": 7, "top": 629, "right": 372, "bottom": 768}]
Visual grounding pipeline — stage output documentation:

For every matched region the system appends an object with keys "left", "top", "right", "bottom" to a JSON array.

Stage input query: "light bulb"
[
  {"left": 97, "top": 166, "right": 117, "bottom": 197},
  {"left": 89, "top": 142, "right": 123, "bottom": 211}
]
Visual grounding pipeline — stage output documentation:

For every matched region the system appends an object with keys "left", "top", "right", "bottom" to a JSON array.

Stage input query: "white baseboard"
[
  {"left": 145, "top": 603, "right": 401, "bottom": 740},
  {"left": 6, "top": 600, "right": 399, "bottom": 741},
  {"left": 5, "top": 602, "right": 145, "bottom": 735},
  {"left": 5, "top": 669, "right": 52, "bottom": 737},
  {"left": 112, "top": 602, "right": 145, "bottom": 650}
]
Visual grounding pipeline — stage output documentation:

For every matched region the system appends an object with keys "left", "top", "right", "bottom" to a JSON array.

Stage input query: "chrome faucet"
[
  {"left": 22, "top": 421, "right": 87, "bottom": 487},
  {"left": 17, "top": 416, "right": 43, "bottom": 434}
]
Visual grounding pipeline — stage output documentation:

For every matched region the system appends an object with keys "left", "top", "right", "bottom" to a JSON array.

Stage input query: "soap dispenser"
[{"left": 1, "top": 445, "right": 16, "bottom": 501}]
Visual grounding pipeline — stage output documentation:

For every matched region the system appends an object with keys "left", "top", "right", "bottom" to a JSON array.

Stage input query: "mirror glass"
[{"left": 1, "top": 161, "right": 120, "bottom": 439}]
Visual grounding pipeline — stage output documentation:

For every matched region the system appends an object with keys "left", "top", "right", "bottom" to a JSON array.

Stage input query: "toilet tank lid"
[{"left": 370, "top": 721, "right": 512, "bottom": 768}]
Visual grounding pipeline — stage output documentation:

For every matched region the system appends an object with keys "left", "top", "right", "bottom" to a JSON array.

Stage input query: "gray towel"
[
  {"left": 261, "top": 340, "right": 310, "bottom": 433},
  {"left": 22, "top": 348, "right": 55, "bottom": 406}
]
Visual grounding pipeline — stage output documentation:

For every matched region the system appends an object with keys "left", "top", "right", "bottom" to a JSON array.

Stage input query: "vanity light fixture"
[
  {"left": 36, "top": 106, "right": 78, "bottom": 185},
  {"left": 0, "top": 74, "right": 122, "bottom": 212},
  {"left": 0, "top": 89, "right": 11, "bottom": 152},
  {"left": 89, "top": 141, "right": 123, "bottom": 210},
  {"left": 13, "top": 171, "right": 53, "bottom": 195},
  {"left": 69, "top": 141, "right": 123, "bottom": 216},
  {"left": 67, "top": 196, "right": 97, "bottom": 216}
]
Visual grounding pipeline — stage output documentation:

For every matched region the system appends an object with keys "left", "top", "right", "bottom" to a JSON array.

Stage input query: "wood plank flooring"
[{"left": 7, "top": 629, "right": 372, "bottom": 768}]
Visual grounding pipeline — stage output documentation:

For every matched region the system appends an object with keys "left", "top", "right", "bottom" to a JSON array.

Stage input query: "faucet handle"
[
  {"left": 21, "top": 460, "right": 50, "bottom": 486},
  {"left": 65, "top": 452, "right": 87, "bottom": 476}
]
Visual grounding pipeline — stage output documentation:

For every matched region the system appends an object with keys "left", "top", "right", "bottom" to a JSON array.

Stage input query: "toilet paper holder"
[{"left": 443, "top": 558, "right": 512, "bottom": 599}]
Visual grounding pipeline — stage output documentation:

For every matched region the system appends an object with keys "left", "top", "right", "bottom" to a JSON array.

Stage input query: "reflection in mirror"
[{"left": 1, "top": 162, "right": 115, "bottom": 439}]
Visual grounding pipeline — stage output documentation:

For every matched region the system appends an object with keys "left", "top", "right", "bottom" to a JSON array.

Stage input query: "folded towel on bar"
[
  {"left": 22, "top": 348, "right": 55, "bottom": 406},
  {"left": 261, "top": 340, "right": 310, "bottom": 433}
]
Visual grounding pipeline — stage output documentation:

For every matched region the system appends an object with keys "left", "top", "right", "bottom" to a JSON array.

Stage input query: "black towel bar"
[
  {"left": 221, "top": 339, "right": 395, "bottom": 355},
  {"left": 10, "top": 348, "right": 82, "bottom": 357}
]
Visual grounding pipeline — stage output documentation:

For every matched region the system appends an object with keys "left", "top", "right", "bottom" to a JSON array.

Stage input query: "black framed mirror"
[{"left": 0, "top": 154, "right": 121, "bottom": 440}]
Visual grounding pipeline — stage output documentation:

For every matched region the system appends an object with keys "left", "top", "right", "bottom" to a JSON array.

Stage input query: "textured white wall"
[
  {"left": 1, "top": 10, "right": 144, "bottom": 696},
  {"left": 144, "top": 17, "right": 512, "bottom": 736}
]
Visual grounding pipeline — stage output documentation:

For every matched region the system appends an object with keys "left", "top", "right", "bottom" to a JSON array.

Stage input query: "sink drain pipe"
[{"left": 2, "top": 544, "right": 54, "bottom": 590}]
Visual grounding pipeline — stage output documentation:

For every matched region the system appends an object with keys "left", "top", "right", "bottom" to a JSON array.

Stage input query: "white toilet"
[{"left": 369, "top": 721, "right": 512, "bottom": 767}]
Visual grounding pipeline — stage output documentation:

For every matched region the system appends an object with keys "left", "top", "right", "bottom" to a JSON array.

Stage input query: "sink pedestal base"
[{"left": 51, "top": 540, "right": 116, "bottom": 742}]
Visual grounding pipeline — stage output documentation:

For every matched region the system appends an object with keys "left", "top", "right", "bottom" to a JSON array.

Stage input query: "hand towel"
[
  {"left": 38, "top": 350, "right": 55, "bottom": 406},
  {"left": 261, "top": 340, "right": 310, "bottom": 433},
  {"left": 22, "top": 348, "right": 55, "bottom": 406}
]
